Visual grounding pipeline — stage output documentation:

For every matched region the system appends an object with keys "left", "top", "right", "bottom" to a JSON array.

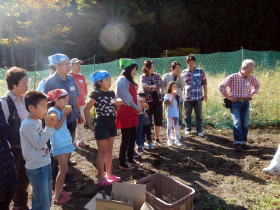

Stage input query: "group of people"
[{"left": 0, "top": 52, "right": 265, "bottom": 210}]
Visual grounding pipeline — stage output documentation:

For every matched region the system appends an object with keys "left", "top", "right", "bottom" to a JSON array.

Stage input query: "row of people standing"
[{"left": 0, "top": 52, "right": 261, "bottom": 210}]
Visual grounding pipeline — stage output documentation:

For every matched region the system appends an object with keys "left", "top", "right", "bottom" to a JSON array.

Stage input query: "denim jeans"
[
  {"left": 26, "top": 164, "right": 52, "bottom": 210},
  {"left": 184, "top": 100, "right": 203, "bottom": 133},
  {"left": 136, "top": 114, "right": 144, "bottom": 147},
  {"left": 230, "top": 101, "right": 249, "bottom": 145}
]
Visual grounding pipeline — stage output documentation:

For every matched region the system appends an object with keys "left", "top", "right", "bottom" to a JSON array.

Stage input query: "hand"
[
  {"left": 45, "top": 114, "right": 57, "bottom": 128},
  {"left": 204, "top": 94, "right": 208, "bottom": 101},
  {"left": 116, "top": 98, "right": 124, "bottom": 106},
  {"left": 227, "top": 96, "right": 235, "bottom": 102},
  {"left": 88, "top": 124, "right": 95, "bottom": 133},
  {"left": 142, "top": 103, "right": 149, "bottom": 109},
  {"left": 78, "top": 114, "right": 84, "bottom": 124},
  {"left": 64, "top": 105, "right": 72, "bottom": 116},
  {"left": 247, "top": 94, "right": 253, "bottom": 101},
  {"left": 63, "top": 109, "right": 72, "bottom": 116}
]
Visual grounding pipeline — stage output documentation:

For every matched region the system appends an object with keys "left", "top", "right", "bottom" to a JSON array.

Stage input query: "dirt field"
[{"left": 27, "top": 127, "right": 280, "bottom": 210}]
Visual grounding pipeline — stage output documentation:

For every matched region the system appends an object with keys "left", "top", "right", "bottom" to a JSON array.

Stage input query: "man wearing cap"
[
  {"left": 70, "top": 58, "right": 88, "bottom": 147},
  {"left": 36, "top": 65, "right": 56, "bottom": 92},
  {"left": 182, "top": 54, "right": 208, "bottom": 137},
  {"left": 44, "top": 54, "right": 83, "bottom": 142},
  {"left": 219, "top": 59, "right": 260, "bottom": 152}
]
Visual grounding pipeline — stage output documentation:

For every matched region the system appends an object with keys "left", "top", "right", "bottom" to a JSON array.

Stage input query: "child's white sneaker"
[
  {"left": 167, "top": 140, "right": 173, "bottom": 146},
  {"left": 198, "top": 132, "right": 204, "bottom": 137},
  {"left": 175, "top": 140, "right": 182, "bottom": 146},
  {"left": 185, "top": 130, "right": 190, "bottom": 135}
]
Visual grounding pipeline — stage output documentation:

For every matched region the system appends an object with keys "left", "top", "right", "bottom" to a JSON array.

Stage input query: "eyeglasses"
[{"left": 59, "top": 63, "right": 71, "bottom": 66}]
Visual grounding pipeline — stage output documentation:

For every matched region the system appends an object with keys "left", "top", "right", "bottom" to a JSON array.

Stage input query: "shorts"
[
  {"left": 148, "top": 101, "right": 163, "bottom": 126},
  {"left": 94, "top": 117, "right": 117, "bottom": 140}
]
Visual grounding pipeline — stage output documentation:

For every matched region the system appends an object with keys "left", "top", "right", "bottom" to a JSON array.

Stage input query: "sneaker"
[
  {"left": 146, "top": 143, "right": 155, "bottom": 150},
  {"left": 175, "top": 140, "right": 183, "bottom": 146},
  {"left": 263, "top": 167, "right": 280, "bottom": 175},
  {"left": 106, "top": 175, "right": 121, "bottom": 182},
  {"left": 76, "top": 141, "right": 89, "bottom": 148},
  {"left": 128, "top": 160, "right": 138, "bottom": 166},
  {"left": 167, "top": 140, "right": 172, "bottom": 146},
  {"left": 119, "top": 163, "right": 130, "bottom": 170},
  {"left": 138, "top": 147, "right": 144, "bottom": 154},
  {"left": 198, "top": 132, "right": 204, "bottom": 137},
  {"left": 185, "top": 130, "right": 191, "bottom": 135},
  {"left": 97, "top": 178, "right": 113, "bottom": 186},
  {"left": 234, "top": 144, "right": 243, "bottom": 152},
  {"left": 133, "top": 152, "right": 140, "bottom": 158},
  {"left": 242, "top": 144, "right": 250, "bottom": 150},
  {"left": 53, "top": 193, "right": 71, "bottom": 205}
]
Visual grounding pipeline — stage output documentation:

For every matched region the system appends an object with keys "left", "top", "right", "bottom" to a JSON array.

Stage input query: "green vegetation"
[{"left": 0, "top": 68, "right": 279, "bottom": 128}]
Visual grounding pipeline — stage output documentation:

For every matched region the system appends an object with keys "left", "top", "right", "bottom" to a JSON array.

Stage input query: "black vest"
[{"left": 2, "top": 95, "right": 21, "bottom": 148}]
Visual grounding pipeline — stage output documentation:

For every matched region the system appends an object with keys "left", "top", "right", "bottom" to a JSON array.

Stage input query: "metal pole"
[
  {"left": 93, "top": 54, "right": 96, "bottom": 72},
  {"left": 241, "top": 46, "right": 244, "bottom": 61},
  {"left": 165, "top": 49, "right": 168, "bottom": 74}
]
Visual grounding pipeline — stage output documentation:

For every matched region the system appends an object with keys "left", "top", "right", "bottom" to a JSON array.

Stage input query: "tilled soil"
[{"left": 28, "top": 127, "right": 280, "bottom": 210}]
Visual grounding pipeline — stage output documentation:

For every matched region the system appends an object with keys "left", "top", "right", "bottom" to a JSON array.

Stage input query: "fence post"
[
  {"left": 93, "top": 53, "right": 96, "bottom": 72},
  {"left": 241, "top": 46, "right": 244, "bottom": 62},
  {"left": 165, "top": 49, "right": 168, "bottom": 74}
]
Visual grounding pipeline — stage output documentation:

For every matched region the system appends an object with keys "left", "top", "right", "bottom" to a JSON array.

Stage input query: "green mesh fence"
[
  {"left": 79, "top": 49, "right": 280, "bottom": 77},
  {"left": 0, "top": 49, "right": 280, "bottom": 128},
  {"left": 1, "top": 49, "right": 280, "bottom": 83}
]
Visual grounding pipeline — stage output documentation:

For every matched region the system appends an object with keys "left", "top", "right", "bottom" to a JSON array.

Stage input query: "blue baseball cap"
[
  {"left": 48, "top": 53, "right": 69, "bottom": 65},
  {"left": 90, "top": 70, "right": 111, "bottom": 84}
]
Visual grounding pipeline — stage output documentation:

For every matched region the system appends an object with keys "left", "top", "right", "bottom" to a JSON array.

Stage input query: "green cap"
[{"left": 119, "top": 58, "right": 136, "bottom": 69}]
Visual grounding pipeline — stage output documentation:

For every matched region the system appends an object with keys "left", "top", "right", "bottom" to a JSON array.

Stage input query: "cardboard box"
[{"left": 85, "top": 182, "right": 154, "bottom": 210}]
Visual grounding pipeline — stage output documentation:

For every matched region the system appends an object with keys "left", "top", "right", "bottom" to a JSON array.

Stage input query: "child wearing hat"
[
  {"left": 84, "top": 70, "right": 122, "bottom": 186},
  {"left": 47, "top": 89, "right": 75, "bottom": 204}
]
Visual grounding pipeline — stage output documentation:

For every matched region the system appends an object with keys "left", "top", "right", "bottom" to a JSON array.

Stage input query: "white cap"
[{"left": 70, "top": 58, "right": 83, "bottom": 64}]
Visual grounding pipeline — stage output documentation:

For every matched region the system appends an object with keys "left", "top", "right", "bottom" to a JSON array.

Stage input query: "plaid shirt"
[
  {"left": 182, "top": 67, "right": 207, "bottom": 101},
  {"left": 140, "top": 73, "right": 163, "bottom": 103},
  {"left": 219, "top": 72, "right": 260, "bottom": 98}
]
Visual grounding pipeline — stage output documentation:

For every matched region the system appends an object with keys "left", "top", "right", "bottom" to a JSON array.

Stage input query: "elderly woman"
[
  {"left": 116, "top": 59, "right": 141, "bottom": 170},
  {"left": 140, "top": 60, "right": 163, "bottom": 145}
]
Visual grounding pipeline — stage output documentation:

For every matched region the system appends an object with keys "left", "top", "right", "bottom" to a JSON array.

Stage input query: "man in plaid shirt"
[
  {"left": 219, "top": 59, "right": 260, "bottom": 152},
  {"left": 182, "top": 55, "right": 208, "bottom": 136}
]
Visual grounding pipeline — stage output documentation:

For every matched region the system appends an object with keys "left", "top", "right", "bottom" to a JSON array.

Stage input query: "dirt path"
[{"left": 37, "top": 127, "right": 280, "bottom": 210}]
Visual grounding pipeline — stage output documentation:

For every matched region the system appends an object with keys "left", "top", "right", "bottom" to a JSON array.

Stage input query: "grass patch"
[{"left": 0, "top": 68, "right": 279, "bottom": 128}]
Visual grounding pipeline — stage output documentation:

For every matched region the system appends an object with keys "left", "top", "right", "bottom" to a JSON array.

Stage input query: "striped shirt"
[
  {"left": 182, "top": 68, "right": 207, "bottom": 101},
  {"left": 140, "top": 73, "right": 163, "bottom": 103},
  {"left": 219, "top": 72, "right": 260, "bottom": 98}
]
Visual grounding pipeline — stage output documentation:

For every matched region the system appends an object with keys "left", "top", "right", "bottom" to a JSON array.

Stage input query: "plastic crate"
[{"left": 137, "top": 173, "right": 195, "bottom": 210}]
